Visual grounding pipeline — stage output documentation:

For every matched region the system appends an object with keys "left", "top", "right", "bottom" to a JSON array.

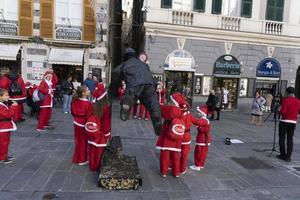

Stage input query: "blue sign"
[{"left": 257, "top": 58, "right": 281, "bottom": 78}]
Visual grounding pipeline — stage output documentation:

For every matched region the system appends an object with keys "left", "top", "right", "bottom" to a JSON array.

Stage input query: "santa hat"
[
  {"left": 196, "top": 105, "right": 208, "bottom": 117},
  {"left": 170, "top": 92, "right": 185, "bottom": 108},
  {"left": 93, "top": 86, "right": 107, "bottom": 102},
  {"left": 44, "top": 71, "right": 52, "bottom": 78},
  {"left": 25, "top": 82, "right": 32, "bottom": 89}
]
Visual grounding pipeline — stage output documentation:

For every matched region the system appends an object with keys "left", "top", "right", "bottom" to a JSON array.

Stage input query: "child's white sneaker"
[{"left": 189, "top": 165, "right": 201, "bottom": 171}]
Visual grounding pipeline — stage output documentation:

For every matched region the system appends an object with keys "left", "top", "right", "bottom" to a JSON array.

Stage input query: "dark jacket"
[
  {"left": 62, "top": 80, "right": 74, "bottom": 95},
  {"left": 206, "top": 94, "right": 216, "bottom": 111}
]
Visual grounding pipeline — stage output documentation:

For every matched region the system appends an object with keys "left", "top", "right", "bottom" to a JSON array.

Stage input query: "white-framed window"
[
  {"left": 0, "top": 0, "right": 18, "bottom": 21},
  {"left": 55, "top": 0, "right": 83, "bottom": 27},
  {"left": 173, "top": 0, "right": 192, "bottom": 11}
]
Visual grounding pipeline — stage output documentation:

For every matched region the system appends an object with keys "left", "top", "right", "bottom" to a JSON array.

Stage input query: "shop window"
[
  {"left": 202, "top": 76, "right": 211, "bottom": 95},
  {"left": 212, "top": 0, "right": 222, "bottom": 14},
  {"left": 241, "top": 0, "right": 252, "bottom": 18},
  {"left": 194, "top": 76, "right": 202, "bottom": 95},
  {"left": 266, "top": 0, "right": 284, "bottom": 22},
  {"left": 239, "top": 78, "right": 248, "bottom": 97},
  {"left": 161, "top": 0, "right": 172, "bottom": 9},
  {"left": 194, "top": 0, "right": 205, "bottom": 12}
]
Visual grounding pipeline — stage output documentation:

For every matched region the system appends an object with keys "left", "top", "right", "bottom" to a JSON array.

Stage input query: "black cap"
[{"left": 286, "top": 87, "right": 295, "bottom": 94}]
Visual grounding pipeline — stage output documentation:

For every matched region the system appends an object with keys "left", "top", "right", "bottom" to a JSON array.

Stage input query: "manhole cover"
[{"left": 231, "top": 157, "right": 274, "bottom": 170}]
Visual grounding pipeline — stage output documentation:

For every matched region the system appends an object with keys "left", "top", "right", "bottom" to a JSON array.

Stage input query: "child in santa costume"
[
  {"left": 0, "top": 88, "right": 18, "bottom": 164},
  {"left": 138, "top": 104, "right": 150, "bottom": 121},
  {"left": 156, "top": 81, "right": 166, "bottom": 105},
  {"left": 156, "top": 92, "right": 185, "bottom": 178},
  {"left": 0, "top": 72, "right": 26, "bottom": 122},
  {"left": 118, "top": 80, "right": 126, "bottom": 101},
  {"left": 190, "top": 105, "right": 211, "bottom": 171},
  {"left": 36, "top": 71, "right": 54, "bottom": 132},
  {"left": 85, "top": 87, "right": 110, "bottom": 171},
  {"left": 71, "top": 86, "right": 93, "bottom": 165}
]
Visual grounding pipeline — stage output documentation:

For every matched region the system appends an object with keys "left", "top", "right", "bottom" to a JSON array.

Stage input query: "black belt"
[{"left": 0, "top": 119, "right": 11, "bottom": 122}]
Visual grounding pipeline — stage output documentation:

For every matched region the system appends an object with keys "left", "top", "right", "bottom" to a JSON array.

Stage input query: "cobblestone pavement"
[{"left": 0, "top": 103, "right": 300, "bottom": 200}]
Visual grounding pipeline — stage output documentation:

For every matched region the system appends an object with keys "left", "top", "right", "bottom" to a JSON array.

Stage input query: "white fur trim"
[
  {"left": 196, "top": 143, "right": 211, "bottom": 146},
  {"left": 105, "top": 132, "right": 111, "bottom": 137},
  {"left": 96, "top": 91, "right": 107, "bottom": 101},
  {"left": 156, "top": 146, "right": 181, "bottom": 152},
  {"left": 88, "top": 141, "right": 107, "bottom": 147},
  {"left": 73, "top": 121, "right": 85, "bottom": 127},
  {"left": 280, "top": 119, "right": 297, "bottom": 124},
  {"left": 170, "top": 95, "right": 179, "bottom": 107},
  {"left": 0, "top": 121, "right": 17, "bottom": 132},
  {"left": 182, "top": 141, "right": 191, "bottom": 145},
  {"left": 197, "top": 106, "right": 207, "bottom": 117},
  {"left": 171, "top": 124, "right": 185, "bottom": 135},
  {"left": 0, "top": 102, "right": 8, "bottom": 109},
  {"left": 9, "top": 97, "right": 26, "bottom": 101},
  {"left": 79, "top": 98, "right": 89, "bottom": 101}
]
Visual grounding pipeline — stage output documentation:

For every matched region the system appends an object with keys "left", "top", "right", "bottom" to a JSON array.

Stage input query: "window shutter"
[
  {"left": 194, "top": 0, "right": 205, "bottom": 12},
  {"left": 40, "top": 0, "right": 54, "bottom": 38},
  {"left": 161, "top": 0, "right": 172, "bottom": 9},
  {"left": 212, "top": 0, "right": 222, "bottom": 14},
  {"left": 83, "top": 0, "right": 96, "bottom": 41},
  {"left": 19, "top": 0, "right": 33, "bottom": 36},
  {"left": 241, "top": 0, "right": 252, "bottom": 18}
]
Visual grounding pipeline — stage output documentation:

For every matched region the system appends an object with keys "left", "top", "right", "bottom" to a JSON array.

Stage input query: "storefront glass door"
[{"left": 213, "top": 77, "right": 239, "bottom": 109}]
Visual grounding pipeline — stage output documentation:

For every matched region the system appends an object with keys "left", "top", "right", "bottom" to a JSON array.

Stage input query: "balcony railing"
[
  {"left": 221, "top": 16, "right": 241, "bottom": 31},
  {"left": 172, "top": 11, "right": 194, "bottom": 26},
  {"left": 264, "top": 21, "right": 283, "bottom": 35}
]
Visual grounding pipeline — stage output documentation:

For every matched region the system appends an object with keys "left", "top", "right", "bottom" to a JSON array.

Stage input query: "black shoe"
[
  {"left": 0, "top": 157, "right": 15, "bottom": 164},
  {"left": 276, "top": 155, "right": 286, "bottom": 161},
  {"left": 285, "top": 157, "right": 291, "bottom": 162},
  {"left": 216, "top": 118, "right": 220, "bottom": 120},
  {"left": 153, "top": 122, "right": 162, "bottom": 136},
  {"left": 7, "top": 156, "right": 15, "bottom": 162}
]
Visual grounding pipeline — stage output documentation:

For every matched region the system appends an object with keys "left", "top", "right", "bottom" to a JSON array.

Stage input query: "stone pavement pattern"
[{"left": 0, "top": 104, "right": 300, "bottom": 200}]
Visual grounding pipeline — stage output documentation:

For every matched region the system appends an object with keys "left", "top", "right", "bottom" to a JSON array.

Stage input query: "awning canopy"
[
  {"left": 0, "top": 44, "right": 21, "bottom": 61},
  {"left": 48, "top": 48, "right": 84, "bottom": 66}
]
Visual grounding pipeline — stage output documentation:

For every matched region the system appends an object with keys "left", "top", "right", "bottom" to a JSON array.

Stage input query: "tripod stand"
[{"left": 264, "top": 105, "right": 280, "bottom": 157}]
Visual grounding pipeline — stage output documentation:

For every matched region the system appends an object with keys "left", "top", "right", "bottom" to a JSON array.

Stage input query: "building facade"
[
  {"left": 0, "top": 0, "right": 108, "bottom": 85},
  {"left": 143, "top": 0, "right": 300, "bottom": 107}
]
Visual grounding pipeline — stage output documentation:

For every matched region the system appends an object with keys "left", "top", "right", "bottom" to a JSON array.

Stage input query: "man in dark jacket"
[{"left": 110, "top": 48, "right": 162, "bottom": 136}]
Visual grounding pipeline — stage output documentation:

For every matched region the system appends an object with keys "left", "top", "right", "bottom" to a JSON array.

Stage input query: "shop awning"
[
  {"left": 48, "top": 48, "right": 84, "bottom": 66},
  {"left": 164, "top": 68, "right": 196, "bottom": 72},
  {"left": 256, "top": 77, "right": 280, "bottom": 81},
  {"left": 0, "top": 44, "right": 21, "bottom": 61}
]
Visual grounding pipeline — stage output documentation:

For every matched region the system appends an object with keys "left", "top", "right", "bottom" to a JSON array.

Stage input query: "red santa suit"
[
  {"left": 157, "top": 88, "right": 166, "bottom": 105},
  {"left": 118, "top": 86, "right": 126, "bottom": 101},
  {"left": 0, "top": 102, "right": 17, "bottom": 161},
  {"left": 0, "top": 74, "right": 26, "bottom": 122},
  {"left": 37, "top": 72, "right": 53, "bottom": 130},
  {"left": 156, "top": 93, "right": 186, "bottom": 177},
  {"left": 193, "top": 106, "right": 211, "bottom": 168},
  {"left": 138, "top": 104, "right": 150, "bottom": 120},
  {"left": 71, "top": 98, "right": 93, "bottom": 164}
]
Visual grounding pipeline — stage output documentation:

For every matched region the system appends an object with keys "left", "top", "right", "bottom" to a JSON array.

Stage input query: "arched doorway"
[{"left": 296, "top": 66, "right": 300, "bottom": 99}]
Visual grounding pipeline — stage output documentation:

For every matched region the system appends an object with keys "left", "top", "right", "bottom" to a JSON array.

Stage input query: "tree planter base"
[{"left": 98, "top": 136, "right": 142, "bottom": 190}]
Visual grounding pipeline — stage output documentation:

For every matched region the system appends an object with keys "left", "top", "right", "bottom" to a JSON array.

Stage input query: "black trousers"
[
  {"left": 279, "top": 121, "right": 296, "bottom": 159},
  {"left": 124, "top": 84, "right": 162, "bottom": 135}
]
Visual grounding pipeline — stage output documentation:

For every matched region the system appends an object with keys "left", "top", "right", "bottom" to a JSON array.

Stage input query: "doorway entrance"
[
  {"left": 213, "top": 77, "right": 239, "bottom": 109},
  {"left": 164, "top": 70, "right": 194, "bottom": 106},
  {"left": 52, "top": 64, "right": 83, "bottom": 84},
  {"left": 296, "top": 66, "right": 300, "bottom": 99}
]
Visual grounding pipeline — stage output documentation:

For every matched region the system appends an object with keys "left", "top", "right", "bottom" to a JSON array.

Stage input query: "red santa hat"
[
  {"left": 93, "top": 86, "right": 107, "bottom": 102},
  {"left": 44, "top": 71, "right": 52, "bottom": 78},
  {"left": 25, "top": 82, "right": 32, "bottom": 89},
  {"left": 196, "top": 105, "right": 208, "bottom": 117},
  {"left": 170, "top": 92, "right": 185, "bottom": 108}
]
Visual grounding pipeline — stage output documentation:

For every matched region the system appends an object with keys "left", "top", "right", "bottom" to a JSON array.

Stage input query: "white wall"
[
  {"left": 0, "top": 0, "right": 18, "bottom": 21},
  {"left": 288, "top": 0, "right": 300, "bottom": 25},
  {"left": 55, "top": 0, "right": 83, "bottom": 27}
]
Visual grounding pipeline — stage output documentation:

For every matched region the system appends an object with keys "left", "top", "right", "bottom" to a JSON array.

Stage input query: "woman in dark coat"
[{"left": 206, "top": 90, "right": 216, "bottom": 120}]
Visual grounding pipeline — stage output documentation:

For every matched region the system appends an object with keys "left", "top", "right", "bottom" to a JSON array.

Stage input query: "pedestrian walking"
[
  {"left": 156, "top": 93, "right": 185, "bottom": 178},
  {"left": 71, "top": 86, "right": 93, "bottom": 165},
  {"left": 206, "top": 90, "right": 216, "bottom": 120},
  {"left": 277, "top": 87, "right": 300, "bottom": 162},
  {"left": 36, "top": 71, "right": 54, "bottom": 132},
  {"left": 83, "top": 73, "right": 96, "bottom": 102},
  {"left": 62, "top": 75, "right": 74, "bottom": 114},
  {"left": 0, "top": 88, "right": 18, "bottom": 164},
  {"left": 222, "top": 87, "right": 229, "bottom": 109},
  {"left": 190, "top": 105, "right": 211, "bottom": 171},
  {"left": 250, "top": 91, "right": 266, "bottom": 126},
  {"left": 265, "top": 93, "right": 273, "bottom": 112},
  {"left": 85, "top": 87, "right": 111, "bottom": 171},
  {"left": 215, "top": 87, "right": 223, "bottom": 120}
]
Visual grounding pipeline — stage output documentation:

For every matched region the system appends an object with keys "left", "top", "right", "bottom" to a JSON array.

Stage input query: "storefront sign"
[
  {"left": 0, "top": 22, "right": 18, "bottom": 36},
  {"left": 55, "top": 27, "right": 81, "bottom": 40},
  {"left": 169, "top": 57, "right": 192, "bottom": 69},
  {"left": 256, "top": 58, "right": 281, "bottom": 78},
  {"left": 214, "top": 55, "right": 241, "bottom": 76}
]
